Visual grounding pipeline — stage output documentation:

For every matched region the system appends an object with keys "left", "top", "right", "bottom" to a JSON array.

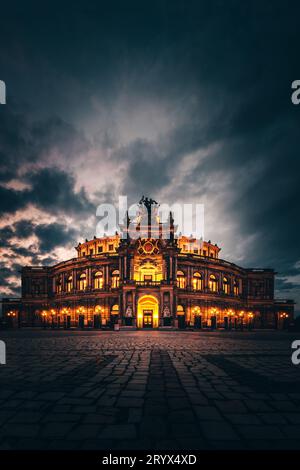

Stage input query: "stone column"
[
  {"left": 72, "top": 269, "right": 77, "bottom": 291},
  {"left": 62, "top": 273, "right": 66, "bottom": 292},
  {"left": 204, "top": 268, "right": 209, "bottom": 292},
  {"left": 119, "top": 256, "right": 123, "bottom": 281},
  {"left": 87, "top": 267, "right": 92, "bottom": 289},
  {"left": 187, "top": 266, "right": 192, "bottom": 290},
  {"left": 127, "top": 255, "right": 132, "bottom": 280},
  {"left": 169, "top": 289, "right": 174, "bottom": 318},
  {"left": 105, "top": 265, "right": 109, "bottom": 288}
]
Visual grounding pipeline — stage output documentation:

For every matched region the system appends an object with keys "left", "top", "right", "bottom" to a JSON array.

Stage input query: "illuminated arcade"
[{"left": 1, "top": 197, "right": 294, "bottom": 329}]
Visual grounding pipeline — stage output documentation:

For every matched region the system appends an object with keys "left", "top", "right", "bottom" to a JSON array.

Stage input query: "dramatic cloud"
[{"left": 0, "top": 1, "right": 300, "bottom": 311}]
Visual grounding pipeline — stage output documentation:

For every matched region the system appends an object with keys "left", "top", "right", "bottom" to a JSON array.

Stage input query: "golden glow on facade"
[
  {"left": 133, "top": 258, "right": 163, "bottom": 283},
  {"left": 2, "top": 197, "right": 294, "bottom": 330},
  {"left": 137, "top": 295, "right": 159, "bottom": 328}
]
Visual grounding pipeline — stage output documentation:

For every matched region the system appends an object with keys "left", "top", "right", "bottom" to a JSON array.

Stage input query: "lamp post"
[
  {"left": 193, "top": 306, "right": 202, "bottom": 329},
  {"left": 77, "top": 306, "right": 86, "bottom": 329},
  {"left": 50, "top": 309, "right": 56, "bottom": 328},
  {"left": 7, "top": 311, "right": 15, "bottom": 328},
  {"left": 248, "top": 312, "right": 254, "bottom": 330},
  {"left": 280, "top": 312, "right": 289, "bottom": 330},
  {"left": 94, "top": 305, "right": 103, "bottom": 329},
  {"left": 239, "top": 311, "right": 244, "bottom": 331},
  {"left": 210, "top": 307, "right": 218, "bottom": 330},
  {"left": 41, "top": 310, "right": 47, "bottom": 329},
  {"left": 227, "top": 309, "right": 234, "bottom": 330},
  {"left": 61, "top": 307, "right": 70, "bottom": 329}
]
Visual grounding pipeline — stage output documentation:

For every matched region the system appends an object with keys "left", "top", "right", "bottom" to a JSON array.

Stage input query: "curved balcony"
[{"left": 135, "top": 281, "right": 161, "bottom": 287}]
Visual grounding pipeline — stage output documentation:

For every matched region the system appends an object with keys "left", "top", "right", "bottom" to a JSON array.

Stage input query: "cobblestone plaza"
[{"left": 0, "top": 330, "right": 300, "bottom": 450}]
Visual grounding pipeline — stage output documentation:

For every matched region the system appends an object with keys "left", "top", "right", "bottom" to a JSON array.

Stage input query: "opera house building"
[{"left": 1, "top": 198, "right": 294, "bottom": 330}]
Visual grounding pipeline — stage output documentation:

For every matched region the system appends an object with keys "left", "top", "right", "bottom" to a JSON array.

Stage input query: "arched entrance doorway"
[
  {"left": 177, "top": 304, "right": 186, "bottom": 329},
  {"left": 137, "top": 295, "right": 159, "bottom": 329}
]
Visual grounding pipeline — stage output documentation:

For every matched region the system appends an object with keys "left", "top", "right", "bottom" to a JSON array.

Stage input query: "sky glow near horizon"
[{"left": 0, "top": 2, "right": 299, "bottom": 312}]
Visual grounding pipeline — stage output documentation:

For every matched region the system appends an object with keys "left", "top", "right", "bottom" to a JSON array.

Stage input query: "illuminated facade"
[{"left": 1, "top": 198, "right": 294, "bottom": 329}]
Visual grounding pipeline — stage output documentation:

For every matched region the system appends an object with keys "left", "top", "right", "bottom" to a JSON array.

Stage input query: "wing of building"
[{"left": 1, "top": 198, "right": 294, "bottom": 329}]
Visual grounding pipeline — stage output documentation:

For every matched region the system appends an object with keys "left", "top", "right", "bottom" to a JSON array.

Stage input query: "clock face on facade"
[
  {"left": 137, "top": 239, "right": 159, "bottom": 255},
  {"left": 144, "top": 241, "right": 153, "bottom": 253}
]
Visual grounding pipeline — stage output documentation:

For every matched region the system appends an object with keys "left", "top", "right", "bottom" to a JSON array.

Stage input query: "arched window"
[
  {"left": 66, "top": 275, "right": 72, "bottom": 292},
  {"left": 177, "top": 305, "right": 185, "bottom": 316},
  {"left": 209, "top": 274, "right": 218, "bottom": 292},
  {"left": 111, "top": 270, "right": 120, "bottom": 288},
  {"left": 56, "top": 277, "right": 62, "bottom": 293},
  {"left": 233, "top": 279, "right": 239, "bottom": 296},
  {"left": 111, "top": 304, "right": 119, "bottom": 315},
  {"left": 79, "top": 273, "right": 87, "bottom": 291},
  {"left": 94, "top": 271, "right": 103, "bottom": 289},
  {"left": 192, "top": 272, "right": 203, "bottom": 291},
  {"left": 177, "top": 271, "right": 186, "bottom": 289},
  {"left": 95, "top": 305, "right": 103, "bottom": 314},
  {"left": 223, "top": 276, "right": 230, "bottom": 294}
]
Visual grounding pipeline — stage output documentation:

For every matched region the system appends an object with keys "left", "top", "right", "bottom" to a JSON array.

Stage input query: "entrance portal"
[
  {"left": 137, "top": 295, "right": 159, "bottom": 328},
  {"left": 143, "top": 310, "right": 153, "bottom": 328}
]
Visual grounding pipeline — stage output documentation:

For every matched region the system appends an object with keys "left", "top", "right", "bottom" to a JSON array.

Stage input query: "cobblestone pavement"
[{"left": 0, "top": 329, "right": 300, "bottom": 450}]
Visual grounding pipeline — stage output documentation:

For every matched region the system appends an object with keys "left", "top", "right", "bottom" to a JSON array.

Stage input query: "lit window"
[
  {"left": 177, "top": 271, "right": 186, "bottom": 289},
  {"left": 209, "top": 274, "right": 218, "bottom": 292},
  {"left": 94, "top": 271, "right": 103, "bottom": 289},
  {"left": 233, "top": 280, "right": 239, "bottom": 296},
  {"left": 56, "top": 277, "right": 62, "bottom": 293},
  {"left": 192, "top": 272, "right": 203, "bottom": 290},
  {"left": 177, "top": 305, "right": 185, "bottom": 316},
  {"left": 111, "top": 304, "right": 119, "bottom": 315},
  {"left": 111, "top": 270, "right": 120, "bottom": 288},
  {"left": 79, "top": 273, "right": 87, "bottom": 290},
  {"left": 66, "top": 275, "right": 72, "bottom": 292},
  {"left": 223, "top": 277, "right": 230, "bottom": 294}
]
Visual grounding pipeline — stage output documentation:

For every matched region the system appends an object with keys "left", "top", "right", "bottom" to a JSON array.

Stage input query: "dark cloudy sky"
[{"left": 0, "top": 1, "right": 300, "bottom": 312}]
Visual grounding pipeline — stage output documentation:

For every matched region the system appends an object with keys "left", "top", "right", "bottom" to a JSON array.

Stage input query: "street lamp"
[
  {"left": 248, "top": 312, "right": 254, "bottom": 330},
  {"left": 50, "top": 309, "right": 56, "bottom": 328},
  {"left": 192, "top": 306, "right": 202, "bottom": 329},
  {"left": 7, "top": 310, "right": 15, "bottom": 328},
  {"left": 61, "top": 308, "right": 67, "bottom": 329},
  {"left": 41, "top": 310, "right": 47, "bottom": 328},
  {"left": 227, "top": 309, "right": 234, "bottom": 330},
  {"left": 210, "top": 307, "right": 218, "bottom": 329},
  {"left": 94, "top": 305, "right": 103, "bottom": 329},
  {"left": 77, "top": 307, "right": 86, "bottom": 329},
  {"left": 280, "top": 312, "right": 289, "bottom": 330}
]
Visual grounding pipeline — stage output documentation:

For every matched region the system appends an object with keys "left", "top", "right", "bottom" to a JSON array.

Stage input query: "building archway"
[
  {"left": 137, "top": 295, "right": 159, "bottom": 328},
  {"left": 176, "top": 304, "right": 186, "bottom": 329}
]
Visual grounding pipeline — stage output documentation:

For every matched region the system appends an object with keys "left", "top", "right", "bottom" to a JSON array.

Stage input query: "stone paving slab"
[{"left": 0, "top": 329, "right": 300, "bottom": 449}]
